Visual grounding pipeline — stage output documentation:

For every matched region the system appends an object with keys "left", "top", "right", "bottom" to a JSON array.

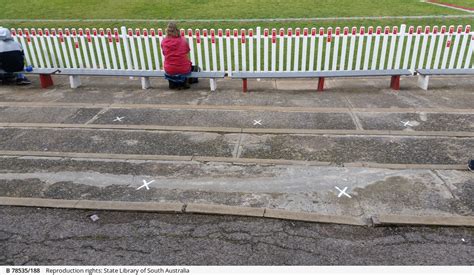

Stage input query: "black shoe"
[
  {"left": 16, "top": 77, "right": 31, "bottom": 85},
  {"left": 188, "top": 78, "right": 199, "bottom": 84},
  {"left": 178, "top": 83, "right": 190, "bottom": 90},
  {"left": 169, "top": 81, "right": 180, "bottom": 90},
  {"left": 469, "top": 160, "right": 474, "bottom": 172}
]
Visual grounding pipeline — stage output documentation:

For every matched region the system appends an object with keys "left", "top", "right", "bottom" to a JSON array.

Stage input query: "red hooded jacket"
[{"left": 161, "top": 36, "right": 192, "bottom": 75}]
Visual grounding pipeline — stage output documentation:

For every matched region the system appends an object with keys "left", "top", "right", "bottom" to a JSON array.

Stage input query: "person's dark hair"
[{"left": 166, "top": 22, "right": 180, "bottom": 38}]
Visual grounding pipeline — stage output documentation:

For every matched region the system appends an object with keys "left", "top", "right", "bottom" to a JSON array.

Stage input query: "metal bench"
[
  {"left": 23, "top": 68, "right": 226, "bottom": 91},
  {"left": 232, "top": 70, "right": 412, "bottom": 93},
  {"left": 416, "top": 69, "right": 474, "bottom": 90}
]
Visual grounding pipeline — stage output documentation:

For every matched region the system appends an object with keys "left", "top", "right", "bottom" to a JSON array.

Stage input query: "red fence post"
[
  {"left": 390, "top": 76, "right": 400, "bottom": 90},
  {"left": 317, "top": 77, "right": 325, "bottom": 91},
  {"left": 242, "top": 78, "right": 248, "bottom": 93},
  {"left": 39, "top": 74, "right": 54, "bottom": 88}
]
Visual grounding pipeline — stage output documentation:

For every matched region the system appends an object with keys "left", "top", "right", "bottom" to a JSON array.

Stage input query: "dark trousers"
[{"left": 167, "top": 65, "right": 200, "bottom": 87}]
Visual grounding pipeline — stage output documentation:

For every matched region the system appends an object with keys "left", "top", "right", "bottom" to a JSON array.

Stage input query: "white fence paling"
[
  {"left": 294, "top": 28, "right": 301, "bottom": 71},
  {"left": 233, "top": 29, "right": 239, "bottom": 72},
  {"left": 16, "top": 24, "right": 474, "bottom": 74},
  {"left": 263, "top": 28, "right": 269, "bottom": 72},
  {"left": 110, "top": 28, "right": 120, "bottom": 70},
  {"left": 218, "top": 29, "right": 225, "bottom": 72},
  {"left": 457, "top": 26, "right": 471, "bottom": 68},
  {"left": 241, "top": 29, "right": 246, "bottom": 72},
  {"left": 332, "top": 27, "right": 340, "bottom": 71},
  {"left": 225, "top": 29, "right": 232, "bottom": 74},
  {"left": 248, "top": 29, "right": 254, "bottom": 72}
]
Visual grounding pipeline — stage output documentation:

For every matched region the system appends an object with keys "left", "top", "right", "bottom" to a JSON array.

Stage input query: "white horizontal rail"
[{"left": 11, "top": 25, "right": 474, "bottom": 74}]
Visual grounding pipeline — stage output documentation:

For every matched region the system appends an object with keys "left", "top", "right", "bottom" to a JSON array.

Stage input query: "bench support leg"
[
  {"left": 242, "top": 78, "right": 248, "bottom": 93},
  {"left": 317, "top": 77, "right": 325, "bottom": 92},
  {"left": 417, "top": 75, "right": 429, "bottom": 90},
  {"left": 39, "top": 74, "right": 54, "bottom": 89},
  {"left": 390, "top": 75, "right": 400, "bottom": 90},
  {"left": 141, "top": 77, "right": 151, "bottom": 89},
  {"left": 69, "top": 75, "right": 81, "bottom": 89},
  {"left": 209, "top": 78, "right": 217, "bottom": 92}
]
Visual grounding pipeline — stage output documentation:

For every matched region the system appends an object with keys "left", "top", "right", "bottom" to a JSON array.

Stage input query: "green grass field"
[{"left": 1, "top": 0, "right": 473, "bottom": 31}]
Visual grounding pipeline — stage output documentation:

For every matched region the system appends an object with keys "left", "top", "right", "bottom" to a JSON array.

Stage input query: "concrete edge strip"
[
  {"left": 343, "top": 162, "right": 467, "bottom": 170},
  {"left": 0, "top": 197, "right": 183, "bottom": 213},
  {"left": 0, "top": 151, "right": 468, "bottom": 170},
  {"left": 0, "top": 197, "right": 361, "bottom": 226},
  {"left": 0, "top": 150, "right": 193, "bottom": 162},
  {"left": 2, "top": 197, "right": 472, "bottom": 227},
  {"left": 194, "top": 156, "right": 333, "bottom": 166},
  {"left": 1, "top": 123, "right": 473, "bottom": 138},
  {"left": 372, "top": 215, "right": 474, "bottom": 227},
  {"left": 1, "top": 101, "right": 474, "bottom": 114},
  {"left": 263, "top": 208, "right": 367, "bottom": 226},
  {"left": 186, "top": 203, "right": 265, "bottom": 218}
]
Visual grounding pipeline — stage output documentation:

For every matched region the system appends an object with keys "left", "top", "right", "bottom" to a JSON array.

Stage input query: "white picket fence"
[{"left": 10, "top": 25, "right": 474, "bottom": 75}]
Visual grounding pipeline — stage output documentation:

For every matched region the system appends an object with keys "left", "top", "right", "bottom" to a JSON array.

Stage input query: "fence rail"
[{"left": 10, "top": 25, "right": 474, "bottom": 75}]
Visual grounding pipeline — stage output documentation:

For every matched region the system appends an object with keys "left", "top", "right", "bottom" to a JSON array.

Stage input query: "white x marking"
[
  {"left": 113, "top": 116, "right": 125, "bottom": 122},
  {"left": 137, "top": 179, "right": 155, "bottom": 190},
  {"left": 335, "top": 186, "right": 352, "bottom": 198},
  {"left": 401, "top": 121, "right": 412, "bottom": 127},
  {"left": 253, "top": 120, "right": 262, "bottom": 125}
]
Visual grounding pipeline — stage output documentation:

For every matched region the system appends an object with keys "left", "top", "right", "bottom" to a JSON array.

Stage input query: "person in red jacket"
[{"left": 161, "top": 22, "right": 196, "bottom": 90}]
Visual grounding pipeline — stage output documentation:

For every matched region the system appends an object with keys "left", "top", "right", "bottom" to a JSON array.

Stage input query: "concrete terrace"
[{"left": 0, "top": 74, "right": 473, "bottom": 226}]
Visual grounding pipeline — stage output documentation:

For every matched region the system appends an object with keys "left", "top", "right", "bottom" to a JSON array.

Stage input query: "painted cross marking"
[
  {"left": 335, "top": 186, "right": 352, "bottom": 198},
  {"left": 253, "top": 120, "right": 262, "bottom": 126},
  {"left": 137, "top": 179, "right": 155, "bottom": 190},
  {"left": 113, "top": 116, "right": 125, "bottom": 122},
  {"left": 401, "top": 121, "right": 413, "bottom": 127}
]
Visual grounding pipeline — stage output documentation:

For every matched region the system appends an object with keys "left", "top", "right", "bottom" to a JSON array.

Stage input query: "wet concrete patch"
[
  {"left": 0, "top": 107, "right": 102, "bottom": 124},
  {"left": 357, "top": 112, "right": 474, "bottom": 132},
  {"left": 0, "top": 157, "right": 470, "bottom": 218},
  {"left": 0, "top": 128, "right": 236, "bottom": 157},
  {"left": 239, "top": 134, "right": 474, "bottom": 164},
  {"left": 0, "top": 157, "right": 274, "bottom": 178},
  {"left": 0, "top": 177, "right": 363, "bottom": 216},
  {"left": 93, "top": 108, "right": 356, "bottom": 130},
  {"left": 352, "top": 173, "right": 461, "bottom": 216},
  {"left": 433, "top": 170, "right": 474, "bottom": 215}
]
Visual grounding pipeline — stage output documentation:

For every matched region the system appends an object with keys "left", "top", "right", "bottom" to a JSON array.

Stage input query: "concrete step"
[
  {"left": 2, "top": 75, "right": 474, "bottom": 109},
  {"left": 0, "top": 104, "right": 473, "bottom": 133},
  {"left": 0, "top": 156, "right": 471, "bottom": 224},
  {"left": 1, "top": 76, "right": 473, "bottom": 226},
  {"left": 0, "top": 127, "right": 473, "bottom": 165}
]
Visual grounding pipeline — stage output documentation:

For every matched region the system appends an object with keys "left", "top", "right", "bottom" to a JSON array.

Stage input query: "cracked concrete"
[
  {"left": 0, "top": 156, "right": 471, "bottom": 220},
  {"left": 0, "top": 79, "right": 472, "bottom": 226},
  {"left": 0, "top": 206, "right": 472, "bottom": 265}
]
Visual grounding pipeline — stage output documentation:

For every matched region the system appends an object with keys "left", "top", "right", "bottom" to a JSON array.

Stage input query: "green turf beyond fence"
[
  {"left": 1, "top": 0, "right": 473, "bottom": 36},
  {"left": 1, "top": 0, "right": 470, "bottom": 20}
]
